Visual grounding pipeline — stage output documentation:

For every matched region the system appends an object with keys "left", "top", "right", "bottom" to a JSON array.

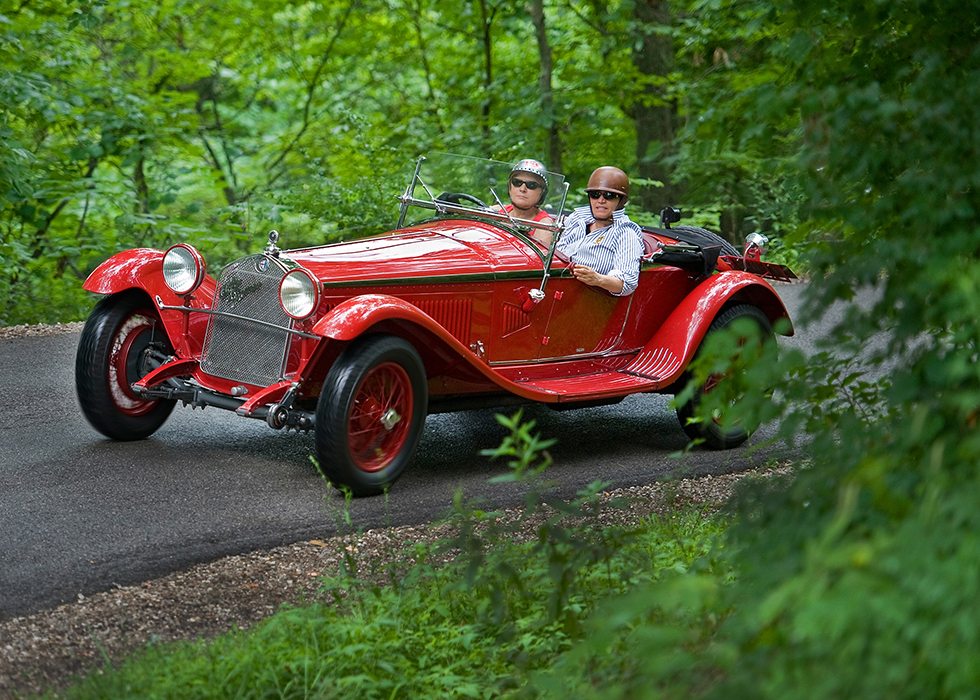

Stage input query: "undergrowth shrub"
[
  {"left": 524, "top": 2, "right": 980, "bottom": 698},
  {"left": 55, "top": 411, "right": 730, "bottom": 700}
]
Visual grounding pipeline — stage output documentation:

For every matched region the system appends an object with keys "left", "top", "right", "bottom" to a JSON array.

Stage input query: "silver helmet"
[{"left": 510, "top": 158, "right": 549, "bottom": 205}]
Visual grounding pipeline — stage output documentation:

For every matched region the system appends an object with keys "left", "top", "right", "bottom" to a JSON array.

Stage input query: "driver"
[
  {"left": 557, "top": 166, "right": 642, "bottom": 296},
  {"left": 492, "top": 158, "right": 555, "bottom": 244}
]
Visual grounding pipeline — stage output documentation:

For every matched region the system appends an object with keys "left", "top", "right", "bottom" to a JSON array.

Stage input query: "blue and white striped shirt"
[{"left": 557, "top": 206, "right": 643, "bottom": 296}]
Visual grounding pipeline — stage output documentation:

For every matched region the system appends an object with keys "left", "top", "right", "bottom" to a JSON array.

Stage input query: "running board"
[{"left": 515, "top": 348, "right": 681, "bottom": 401}]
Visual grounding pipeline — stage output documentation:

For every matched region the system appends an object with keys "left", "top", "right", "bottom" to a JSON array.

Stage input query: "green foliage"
[
  {"left": 535, "top": 1, "right": 980, "bottom": 698},
  {"left": 673, "top": 313, "right": 786, "bottom": 441},
  {"left": 1, "top": 0, "right": 806, "bottom": 325},
  {"left": 662, "top": 0, "right": 808, "bottom": 243},
  {"left": 480, "top": 409, "right": 556, "bottom": 484},
  {"left": 54, "top": 413, "right": 727, "bottom": 699},
  {"left": 701, "top": 2, "right": 980, "bottom": 693}
]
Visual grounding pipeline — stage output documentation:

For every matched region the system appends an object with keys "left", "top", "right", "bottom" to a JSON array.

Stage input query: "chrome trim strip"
[
  {"left": 155, "top": 297, "right": 319, "bottom": 340},
  {"left": 320, "top": 269, "right": 546, "bottom": 288}
]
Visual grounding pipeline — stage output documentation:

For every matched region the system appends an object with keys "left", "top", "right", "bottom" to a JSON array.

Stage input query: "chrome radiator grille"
[{"left": 201, "top": 254, "right": 294, "bottom": 386}]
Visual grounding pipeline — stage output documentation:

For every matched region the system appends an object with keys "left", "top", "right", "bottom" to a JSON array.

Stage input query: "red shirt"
[{"left": 504, "top": 204, "right": 552, "bottom": 222}]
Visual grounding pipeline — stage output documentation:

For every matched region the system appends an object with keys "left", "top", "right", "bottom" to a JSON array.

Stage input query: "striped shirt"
[{"left": 557, "top": 206, "right": 643, "bottom": 296}]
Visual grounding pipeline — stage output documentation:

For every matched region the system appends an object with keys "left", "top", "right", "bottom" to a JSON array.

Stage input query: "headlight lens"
[
  {"left": 162, "top": 244, "right": 206, "bottom": 295},
  {"left": 280, "top": 268, "right": 320, "bottom": 320}
]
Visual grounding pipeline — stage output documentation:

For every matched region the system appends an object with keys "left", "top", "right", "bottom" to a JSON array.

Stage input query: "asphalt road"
[{"left": 0, "top": 282, "right": 812, "bottom": 619}]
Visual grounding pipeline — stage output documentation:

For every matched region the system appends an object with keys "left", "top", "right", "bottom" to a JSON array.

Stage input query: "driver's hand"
[{"left": 571, "top": 264, "right": 602, "bottom": 287}]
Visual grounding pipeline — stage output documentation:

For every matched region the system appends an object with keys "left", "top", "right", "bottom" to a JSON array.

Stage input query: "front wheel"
[
  {"left": 75, "top": 290, "right": 176, "bottom": 440},
  {"left": 315, "top": 335, "right": 427, "bottom": 496},
  {"left": 676, "top": 304, "right": 773, "bottom": 449}
]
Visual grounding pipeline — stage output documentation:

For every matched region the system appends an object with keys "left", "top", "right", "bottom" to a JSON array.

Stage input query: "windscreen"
[{"left": 401, "top": 152, "right": 569, "bottom": 225}]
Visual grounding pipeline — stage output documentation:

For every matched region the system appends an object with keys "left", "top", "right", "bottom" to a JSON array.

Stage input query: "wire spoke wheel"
[
  {"left": 347, "top": 361, "right": 413, "bottom": 472},
  {"left": 108, "top": 312, "right": 162, "bottom": 417},
  {"left": 75, "top": 290, "right": 176, "bottom": 440},
  {"left": 316, "top": 335, "right": 427, "bottom": 496}
]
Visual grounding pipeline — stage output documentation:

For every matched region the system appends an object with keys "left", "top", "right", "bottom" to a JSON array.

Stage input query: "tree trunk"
[
  {"left": 629, "top": 0, "right": 678, "bottom": 214},
  {"left": 528, "top": 0, "right": 562, "bottom": 173},
  {"left": 478, "top": 0, "right": 494, "bottom": 157}
]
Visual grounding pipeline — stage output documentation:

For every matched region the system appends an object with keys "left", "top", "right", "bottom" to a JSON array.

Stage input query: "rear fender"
[{"left": 633, "top": 272, "right": 792, "bottom": 387}]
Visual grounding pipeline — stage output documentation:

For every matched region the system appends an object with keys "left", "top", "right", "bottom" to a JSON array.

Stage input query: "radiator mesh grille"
[{"left": 201, "top": 255, "right": 293, "bottom": 386}]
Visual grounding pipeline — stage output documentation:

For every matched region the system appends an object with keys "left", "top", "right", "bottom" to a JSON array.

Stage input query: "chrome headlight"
[
  {"left": 162, "top": 244, "right": 206, "bottom": 295},
  {"left": 280, "top": 268, "right": 320, "bottom": 320}
]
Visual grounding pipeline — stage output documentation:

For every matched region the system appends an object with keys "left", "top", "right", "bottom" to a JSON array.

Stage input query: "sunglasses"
[
  {"left": 510, "top": 177, "right": 542, "bottom": 191},
  {"left": 588, "top": 190, "right": 621, "bottom": 201}
]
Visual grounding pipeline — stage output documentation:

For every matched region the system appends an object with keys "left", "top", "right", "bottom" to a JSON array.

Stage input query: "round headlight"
[
  {"left": 162, "top": 244, "right": 206, "bottom": 295},
  {"left": 280, "top": 268, "right": 320, "bottom": 320}
]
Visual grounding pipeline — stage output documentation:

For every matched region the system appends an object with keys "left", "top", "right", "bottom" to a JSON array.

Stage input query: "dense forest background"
[
  {"left": 8, "top": 1, "right": 980, "bottom": 696},
  {"left": 0, "top": 0, "right": 800, "bottom": 325}
]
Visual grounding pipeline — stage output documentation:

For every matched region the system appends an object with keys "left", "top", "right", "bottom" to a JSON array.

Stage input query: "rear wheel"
[
  {"left": 315, "top": 335, "right": 427, "bottom": 496},
  {"left": 676, "top": 304, "right": 773, "bottom": 449},
  {"left": 75, "top": 290, "right": 176, "bottom": 440}
]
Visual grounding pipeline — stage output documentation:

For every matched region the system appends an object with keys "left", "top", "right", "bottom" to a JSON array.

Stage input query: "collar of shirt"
[{"left": 570, "top": 205, "right": 628, "bottom": 227}]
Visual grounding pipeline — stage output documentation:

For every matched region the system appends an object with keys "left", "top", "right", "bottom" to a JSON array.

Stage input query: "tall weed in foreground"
[{"left": 51, "top": 412, "right": 729, "bottom": 700}]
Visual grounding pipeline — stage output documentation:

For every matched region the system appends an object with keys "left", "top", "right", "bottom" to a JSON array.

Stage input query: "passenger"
[
  {"left": 493, "top": 158, "right": 555, "bottom": 245},
  {"left": 557, "top": 166, "right": 643, "bottom": 296}
]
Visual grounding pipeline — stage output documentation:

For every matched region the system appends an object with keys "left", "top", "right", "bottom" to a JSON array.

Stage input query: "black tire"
[
  {"left": 315, "top": 335, "right": 428, "bottom": 497},
  {"left": 75, "top": 290, "right": 176, "bottom": 440},
  {"left": 676, "top": 304, "right": 773, "bottom": 449}
]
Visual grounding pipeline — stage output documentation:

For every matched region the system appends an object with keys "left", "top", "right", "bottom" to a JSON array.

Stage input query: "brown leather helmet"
[{"left": 585, "top": 166, "right": 630, "bottom": 210}]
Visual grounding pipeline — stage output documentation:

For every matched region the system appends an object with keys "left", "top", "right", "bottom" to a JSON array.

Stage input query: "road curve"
[{"left": 0, "top": 283, "right": 811, "bottom": 620}]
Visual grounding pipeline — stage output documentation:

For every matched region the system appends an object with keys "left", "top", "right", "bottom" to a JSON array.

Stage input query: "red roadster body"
[{"left": 76, "top": 153, "right": 795, "bottom": 495}]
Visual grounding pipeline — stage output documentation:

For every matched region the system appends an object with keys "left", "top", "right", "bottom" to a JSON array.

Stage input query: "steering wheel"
[{"left": 436, "top": 192, "right": 488, "bottom": 209}]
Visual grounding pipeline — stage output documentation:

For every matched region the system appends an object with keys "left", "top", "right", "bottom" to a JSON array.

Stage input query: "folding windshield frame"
[{"left": 396, "top": 154, "right": 570, "bottom": 279}]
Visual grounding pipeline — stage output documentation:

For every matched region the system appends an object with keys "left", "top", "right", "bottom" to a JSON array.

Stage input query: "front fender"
[
  {"left": 84, "top": 248, "right": 217, "bottom": 304},
  {"left": 84, "top": 249, "right": 167, "bottom": 295},
  {"left": 83, "top": 248, "right": 216, "bottom": 359},
  {"left": 312, "top": 294, "right": 576, "bottom": 403},
  {"left": 632, "top": 272, "right": 793, "bottom": 387}
]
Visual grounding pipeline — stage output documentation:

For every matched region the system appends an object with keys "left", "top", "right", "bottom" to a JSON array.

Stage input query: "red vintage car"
[{"left": 76, "top": 153, "right": 795, "bottom": 495}]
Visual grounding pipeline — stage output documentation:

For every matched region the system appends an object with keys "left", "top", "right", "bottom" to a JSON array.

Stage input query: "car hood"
[{"left": 283, "top": 220, "right": 541, "bottom": 284}]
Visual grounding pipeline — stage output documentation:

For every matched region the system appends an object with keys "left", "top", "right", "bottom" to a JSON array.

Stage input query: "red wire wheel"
[
  {"left": 107, "top": 311, "right": 162, "bottom": 417},
  {"left": 347, "top": 361, "right": 414, "bottom": 472},
  {"left": 76, "top": 290, "right": 176, "bottom": 440},
  {"left": 316, "top": 335, "right": 428, "bottom": 496}
]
